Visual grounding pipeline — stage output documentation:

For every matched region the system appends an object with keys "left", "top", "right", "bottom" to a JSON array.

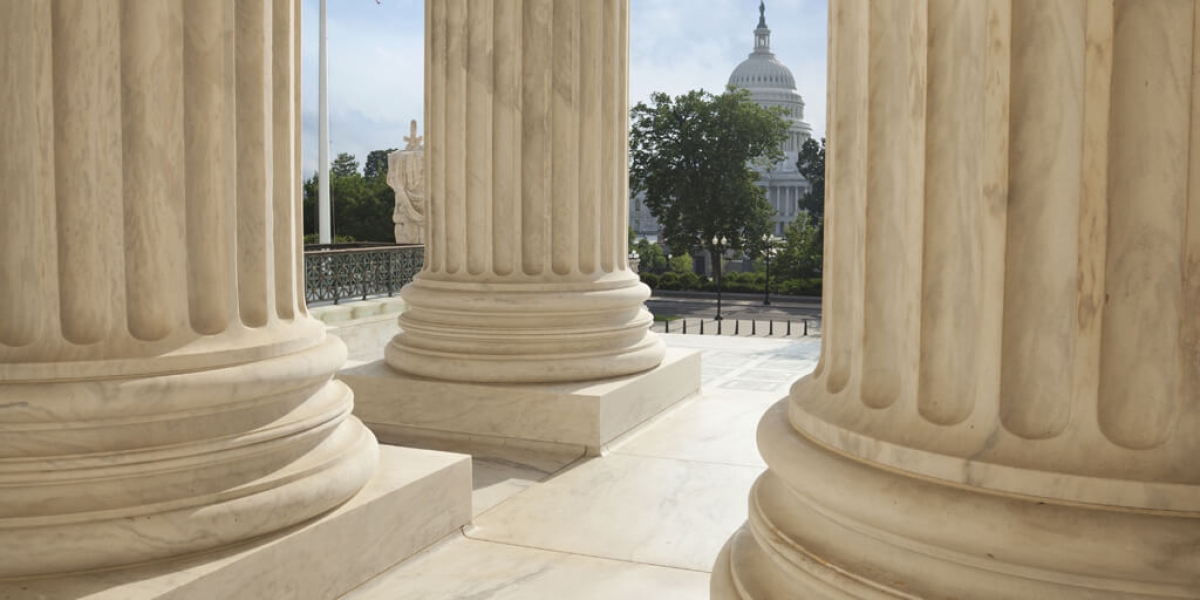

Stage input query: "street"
[{"left": 645, "top": 293, "right": 822, "bottom": 321}]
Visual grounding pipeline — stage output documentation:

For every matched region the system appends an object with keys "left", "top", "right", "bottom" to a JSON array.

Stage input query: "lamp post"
[
  {"left": 762, "top": 233, "right": 773, "bottom": 306},
  {"left": 711, "top": 234, "right": 727, "bottom": 321}
]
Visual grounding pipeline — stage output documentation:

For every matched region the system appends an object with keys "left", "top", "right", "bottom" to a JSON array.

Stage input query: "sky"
[{"left": 299, "top": 0, "right": 828, "bottom": 177}]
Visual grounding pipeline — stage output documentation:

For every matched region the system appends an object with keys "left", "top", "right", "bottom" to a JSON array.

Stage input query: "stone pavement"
[{"left": 340, "top": 334, "right": 820, "bottom": 599}]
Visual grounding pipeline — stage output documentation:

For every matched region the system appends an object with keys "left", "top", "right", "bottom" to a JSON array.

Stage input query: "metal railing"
[{"left": 304, "top": 244, "right": 423, "bottom": 305}]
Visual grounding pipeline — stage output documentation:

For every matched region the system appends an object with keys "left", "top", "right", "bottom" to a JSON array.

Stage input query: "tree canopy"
[
  {"left": 303, "top": 150, "right": 397, "bottom": 244},
  {"left": 330, "top": 152, "right": 360, "bottom": 178},
  {"left": 363, "top": 149, "right": 396, "bottom": 180},
  {"left": 629, "top": 88, "right": 789, "bottom": 263},
  {"left": 796, "top": 137, "right": 825, "bottom": 223},
  {"left": 773, "top": 211, "right": 822, "bottom": 281},
  {"left": 632, "top": 238, "right": 668, "bottom": 274}
]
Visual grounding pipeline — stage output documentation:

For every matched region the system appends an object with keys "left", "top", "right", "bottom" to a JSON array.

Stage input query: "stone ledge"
[
  {"left": 343, "top": 347, "right": 702, "bottom": 456},
  {"left": 308, "top": 297, "right": 407, "bottom": 324},
  {"left": 0, "top": 445, "right": 472, "bottom": 600}
]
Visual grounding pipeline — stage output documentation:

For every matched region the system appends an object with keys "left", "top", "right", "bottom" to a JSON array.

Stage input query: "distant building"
[
  {"left": 629, "top": 1, "right": 813, "bottom": 242},
  {"left": 630, "top": 193, "right": 660, "bottom": 241}
]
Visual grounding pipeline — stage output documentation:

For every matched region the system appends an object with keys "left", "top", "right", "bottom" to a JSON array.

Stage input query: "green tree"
[
  {"left": 668, "top": 253, "right": 693, "bottom": 274},
  {"left": 363, "top": 148, "right": 396, "bottom": 180},
  {"left": 774, "top": 212, "right": 822, "bottom": 280},
  {"left": 741, "top": 217, "right": 775, "bottom": 264},
  {"left": 796, "top": 137, "right": 825, "bottom": 222},
  {"left": 629, "top": 87, "right": 788, "bottom": 285},
  {"left": 303, "top": 174, "right": 318, "bottom": 236},
  {"left": 302, "top": 150, "right": 398, "bottom": 244},
  {"left": 331, "top": 152, "right": 360, "bottom": 177},
  {"left": 633, "top": 238, "right": 668, "bottom": 274}
]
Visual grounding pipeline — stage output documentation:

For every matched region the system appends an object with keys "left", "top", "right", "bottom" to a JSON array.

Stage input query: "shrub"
[
  {"left": 668, "top": 254, "right": 693, "bottom": 274},
  {"left": 779, "top": 278, "right": 823, "bottom": 296},
  {"left": 659, "top": 272, "right": 680, "bottom": 290},
  {"left": 640, "top": 272, "right": 659, "bottom": 289},
  {"left": 797, "top": 277, "right": 823, "bottom": 296},
  {"left": 731, "top": 280, "right": 757, "bottom": 293}
]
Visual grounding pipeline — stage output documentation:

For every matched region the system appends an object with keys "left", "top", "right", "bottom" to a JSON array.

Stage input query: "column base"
[
  {"left": 713, "top": 400, "right": 1200, "bottom": 599},
  {"left": 389, "top": 277, "right": 665, "bottom": 383},
  {"left": 0, "top": 334, "right": 379, "bottom": 579},
  {"left": 343, "top": 347, "right": 701, "bottom": 456},
  {"left": 0, "top": 445, "right": 472, "bottom": 600}
]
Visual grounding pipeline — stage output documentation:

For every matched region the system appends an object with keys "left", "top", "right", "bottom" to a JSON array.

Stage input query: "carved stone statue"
[{"left": 387, "top": 120, "right": 425, "bottom": 244}]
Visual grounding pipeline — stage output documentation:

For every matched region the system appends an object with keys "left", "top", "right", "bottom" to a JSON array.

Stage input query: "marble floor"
[{"left": 341, "top": 333, "right": 819, "bottom": 599}]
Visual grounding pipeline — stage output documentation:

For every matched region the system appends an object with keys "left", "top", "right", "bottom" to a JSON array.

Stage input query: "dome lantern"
[{"left": 755, "top": 1, "right": 771, "bottom": 54}]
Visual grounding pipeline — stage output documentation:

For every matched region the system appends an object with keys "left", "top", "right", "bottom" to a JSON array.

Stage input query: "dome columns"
[{"left": 715, "top": 0, "right": 1200, "bottom": 596}]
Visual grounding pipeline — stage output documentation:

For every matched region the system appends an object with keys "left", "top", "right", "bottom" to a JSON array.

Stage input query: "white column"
[
  {"left": 389, "top": 0, "right": 663, "bottom": 383},
  {"left": 715, "top": 1, "right": 1200, "bottom": 597},
  {"left": 0, "top": 0, "right": 377, "bottom": 578}
]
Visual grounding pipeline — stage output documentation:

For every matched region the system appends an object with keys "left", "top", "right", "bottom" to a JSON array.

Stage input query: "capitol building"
[{"left": 630, "top": 1, "right": 814, "bottom": 240}]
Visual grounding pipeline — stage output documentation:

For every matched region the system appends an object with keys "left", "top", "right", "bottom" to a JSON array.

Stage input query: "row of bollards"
[{"left": 661, "top": 318, "right": 814, "bottom": 337}]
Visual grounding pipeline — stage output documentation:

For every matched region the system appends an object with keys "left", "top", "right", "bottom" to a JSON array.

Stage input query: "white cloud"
[{"left": 300, "top": 0, "right": 828, "bottom": 176}]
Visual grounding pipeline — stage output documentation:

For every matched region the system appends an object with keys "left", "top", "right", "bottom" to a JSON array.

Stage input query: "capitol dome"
[
  {"left": 728, "top": 1, "right": 797, "bottom": 94},
  {"left": 727, "top": 1, "right": 812, "bottom": 148},
  {"left": 729, "top": 56, "right": 796, "bottom": 90},
  {"left": 726, "top": 1, "right": 814, "bottom": 237}
]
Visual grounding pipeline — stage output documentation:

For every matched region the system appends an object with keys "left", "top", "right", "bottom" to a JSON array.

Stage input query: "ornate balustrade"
[{"left": 304, "top": 244, "right": 424, "bottom": 305}]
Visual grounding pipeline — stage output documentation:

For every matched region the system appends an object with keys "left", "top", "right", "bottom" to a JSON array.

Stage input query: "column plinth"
[
  {"left": 0, "top": 0, "right": 377, "bottom": 578},
  {"left": 715, "top": 0, "right": 1200, "bottom": 596},
  {"left": 387, "top": 0, "right": 664, "bottom": 384}
]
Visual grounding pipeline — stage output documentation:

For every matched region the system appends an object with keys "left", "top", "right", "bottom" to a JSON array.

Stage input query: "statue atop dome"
[{"left": 754, "top": 1, "right": 771, "bottom": 53}]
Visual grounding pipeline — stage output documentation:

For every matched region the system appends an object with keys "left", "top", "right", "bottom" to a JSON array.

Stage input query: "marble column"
[
  {"left": 714, "top": 0, "right": 1200, "bottom": 597},
  {"left": 388, "top": 0, "right": 664, "bottom": 383},
  {"left": 0, "top": 0, "right": 377, "bottom": 578}
]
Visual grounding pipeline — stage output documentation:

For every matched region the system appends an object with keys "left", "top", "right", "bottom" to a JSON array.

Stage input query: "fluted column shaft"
[
  {"left": 716, "top": 1, "right": 1200, "bottom": 597},
  {"left": 389, "top": 0, "right": 663, "bottom": 383},
  {"left": 0, "top": 0, "right": 377, "bottom": 578}
]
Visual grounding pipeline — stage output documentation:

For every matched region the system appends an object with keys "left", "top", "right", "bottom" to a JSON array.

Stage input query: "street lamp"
[
  {"left": 762, "top": 233, "right": 774, "bottom": 306},
  {"left": 711, "top": 234, "right": 727, "bottom": 320}
]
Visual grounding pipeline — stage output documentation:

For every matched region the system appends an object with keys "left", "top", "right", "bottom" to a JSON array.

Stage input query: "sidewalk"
[{"left": 341, "top": 334, "right": 821, "bottom": 599}]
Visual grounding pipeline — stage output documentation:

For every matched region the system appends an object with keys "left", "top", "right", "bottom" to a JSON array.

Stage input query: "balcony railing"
[{"left": 303, "top": 244, "right": 424, "bottom": 305}]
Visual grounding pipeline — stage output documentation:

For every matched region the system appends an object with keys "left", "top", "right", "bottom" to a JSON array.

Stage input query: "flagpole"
[{"left": 317, "top": 0, "right": 332, "bottom": 244}]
